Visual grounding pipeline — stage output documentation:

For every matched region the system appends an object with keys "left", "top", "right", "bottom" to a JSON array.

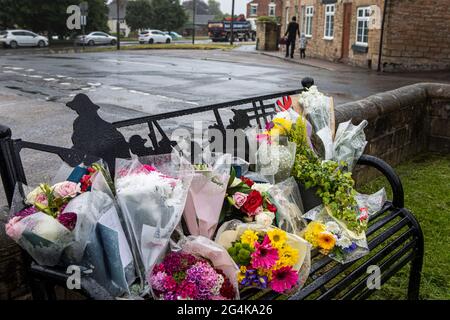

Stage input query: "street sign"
[
  {"left": 81, "top": 15, "right": 87, "bottom": 26},
  {"left": 80, "top": 2, "right": 89, "bottom": 15}
]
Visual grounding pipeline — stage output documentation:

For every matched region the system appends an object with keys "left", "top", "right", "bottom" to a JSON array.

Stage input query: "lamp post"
[
  {"left": 230, "top": 0, "right": 235, "bottom": 45},
  {"left": 116, "top": 0, "right": 121, "bottom": 50},
  {"left": 192, "top": 0, "right": 196, "bottom": 45}
]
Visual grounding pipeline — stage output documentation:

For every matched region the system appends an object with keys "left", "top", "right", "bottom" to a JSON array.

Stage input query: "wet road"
[{"left": 0, "top": 48, "right": 449, "bottom": 206}]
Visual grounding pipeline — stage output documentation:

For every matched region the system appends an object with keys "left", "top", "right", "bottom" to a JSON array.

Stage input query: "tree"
[
  {"left": 207, "top": 0, "right": 223, "bottom": 20},
  {"left": 151, "top": 0, "right": 187, "bottom": 31},
  {"left": 182, "top": 0, "right": 210, "bottom": 16},
  {"left": 0, "top": 0, "right": 108, "bottom": 39},
  {"left": 125, "top": 0, "right": 153, "bottom": 31}
]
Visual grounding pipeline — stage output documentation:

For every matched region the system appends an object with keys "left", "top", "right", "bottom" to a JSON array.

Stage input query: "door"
[
  {"left": 12, "top": 31, "right": 28, "bottom": 46},
  {"left": 341, "top": 3, "right": 352, "bottom": 60}
]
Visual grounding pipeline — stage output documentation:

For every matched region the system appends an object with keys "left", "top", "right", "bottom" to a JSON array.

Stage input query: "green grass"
[{"left": 359, "top": 152, "right": 450, "bottom": 300}]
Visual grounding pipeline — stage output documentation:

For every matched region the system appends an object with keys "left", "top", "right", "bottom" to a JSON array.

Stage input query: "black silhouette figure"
[
  {"left": 67, "top": 94, "right": 131, "bottom": 172},
  {"left": 129, "top": 135, "right": 155, "bottom": 156},
  {"left": 227, "top": 109, "right": 251, "bottom": 130}
]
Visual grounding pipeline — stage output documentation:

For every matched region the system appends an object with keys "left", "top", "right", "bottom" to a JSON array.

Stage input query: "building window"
[
  {"left": 250, "top": 4, "right": 258, "bottom": 17},
  {"left": 356, "top": 6, "right": 371, "bottom": 46},
  {"left": 268, "top": 4, "right": 276, "bottom": 17},
  {"left": 305, "top": 6, "right": 314, "bottom": 37},
  {"left": 324, "top": 4, "right": 335, "bottom": 39}
]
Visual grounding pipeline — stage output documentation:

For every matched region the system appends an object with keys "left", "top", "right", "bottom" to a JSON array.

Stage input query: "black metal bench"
[{"left": 0, "top": 78, "right": 424, "bottom": 300}]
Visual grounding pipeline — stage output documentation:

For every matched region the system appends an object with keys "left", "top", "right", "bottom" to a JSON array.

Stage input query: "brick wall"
[
  {"left": 336, "top": 83, "right": 450, "bottom": 182},
  {"left": 295, "top": 0, "right": 384, "bottom": 69},
  {"left": 381, "top": 0, "right": 450, "bottom": 71},
  {"left": 247, "top": 0, "right": 283, "bottom": 19}
]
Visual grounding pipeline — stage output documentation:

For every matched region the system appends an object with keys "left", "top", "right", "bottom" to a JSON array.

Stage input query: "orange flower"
[{"left": 317, "top": 232, "right": 336, "bottom": 251}]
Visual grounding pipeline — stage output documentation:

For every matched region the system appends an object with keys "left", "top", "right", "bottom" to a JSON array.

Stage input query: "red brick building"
[
  {"left": 247, "top": 0, "right": 283, "bottom": 21},
  {"left": 280, "top": 0, "right": 450, "bottom": 72}
]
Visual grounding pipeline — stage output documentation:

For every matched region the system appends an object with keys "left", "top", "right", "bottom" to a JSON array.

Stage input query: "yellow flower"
[
  {"left": 277, "top": 245, "right": 299, "bottom": 267},
  {"left": 304, "top": 221, "right": 326, "bottom": 247},
  {"left": 271, "top": 118, "right": 292, "bottom": 136},
  {"left": 317, "top": 232, "right": 336, "bottom": 251},
  {"left": 240, "top": 266, "right": 247, "bottom": 273},
  {"left": 257, "top": 268, "right": 273, "bottom": 281},
  {"left": 267, "top": 229, "right": 287, "bottom": 248},
  {"left": 238, "top": 266, "right": 247, "bottom": 282},
  {"left": 240, "top": 230, "right": 259, "bottom": 248}
]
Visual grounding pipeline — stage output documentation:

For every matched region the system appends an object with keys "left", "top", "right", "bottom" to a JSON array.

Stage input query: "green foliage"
[
  {"left": 290, "top": 117, "right": 364, "bottom": 234},
  {"left": 361, "top": 153, "right": 450, "bottom": 300},
  {"left": 228, "top": 241, "right": 254, "bottom": 266},
  {"left": 151, "top": 0, "right": 187, "bottom": 32},
  {"left": 0, "top": 0, "right": 108, "bottom": 38},
  {"left": 125, "top": 0, "right": 153, "bottom": 31}
]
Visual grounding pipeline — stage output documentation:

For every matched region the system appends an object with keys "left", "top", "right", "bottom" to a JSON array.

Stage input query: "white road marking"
[
  {"left": 60, "top": 82, "right": 71, "bottom": 86},
  {"left": 43, "top": 78, "right": 57, "bottom": 81},
  {"left": 87, "top": 82, "right": 102, "bottom": 87}
]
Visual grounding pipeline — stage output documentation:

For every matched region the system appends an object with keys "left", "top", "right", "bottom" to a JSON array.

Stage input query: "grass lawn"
[{"left": 359, "top": 152, "right": 450, "bottom": 299}]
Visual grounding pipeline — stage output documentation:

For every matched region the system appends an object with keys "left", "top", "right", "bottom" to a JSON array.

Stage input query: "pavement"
[{"left": 0, "top": 46, "right": 449, "bottom": 206}]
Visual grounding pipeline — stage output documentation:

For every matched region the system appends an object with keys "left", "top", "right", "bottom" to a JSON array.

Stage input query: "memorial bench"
[{"left": 0, "top": 78, "right": 424, "bottom": 300}]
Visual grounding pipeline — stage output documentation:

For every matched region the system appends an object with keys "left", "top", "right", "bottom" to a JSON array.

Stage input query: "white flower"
[
  {"left": 251, "top": 183, "right": 272, "bottom": 193},
  {"left": 325, "top": 221, "right": 341, "bottom": 235},
  {"left": 255, "top": 211, "right": 274, "bottom": 227},
  {"left": 336, "top": 235, "right": 353, "bottom": 249},
  {"left": 25, "top": 186, "right": 45, "bottom": 205}
]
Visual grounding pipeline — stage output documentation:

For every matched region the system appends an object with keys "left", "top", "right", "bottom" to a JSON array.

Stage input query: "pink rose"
[
  {"left": 35, "top": 193, "right": 48, "bottom": 206},
  {"left": 359, "top": 207, "right": 369, "bottom": 221},
  {"left": 53, "top": 181, "right": 81, "bottom": 198},
  {"left": 5, "top": 216, "right": 24, "bottom": 241},
  {"left": 233, "top": 192, "right": 248, "bottom": 209}
]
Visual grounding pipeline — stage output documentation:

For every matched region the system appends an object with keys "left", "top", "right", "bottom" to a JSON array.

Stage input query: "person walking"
[
  {"left": 299, "top": 33, "right": 307, "bottom": 59},
  {"left": 284, "top": 16, "right": 300, "bottom": 58}
]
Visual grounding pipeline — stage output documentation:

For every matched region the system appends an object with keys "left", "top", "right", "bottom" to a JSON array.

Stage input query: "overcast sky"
[{"left": 216, "top": 0, "right": 251, "bottom": 15}]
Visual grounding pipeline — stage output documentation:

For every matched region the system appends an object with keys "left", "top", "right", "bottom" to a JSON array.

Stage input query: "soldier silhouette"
[{"left": 67, "top": 94, "right": 131, "bottom": 173}]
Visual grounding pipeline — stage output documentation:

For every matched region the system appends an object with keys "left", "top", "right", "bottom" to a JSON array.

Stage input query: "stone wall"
[
  {"left": 336, "top": 83, "right": 450, "bottom": 182},
  {"left": 256, "top": 21, "right": 280, "bottom": 51},
  {"left": 382, "top": 0, "right": 450, "bottom": 72}
]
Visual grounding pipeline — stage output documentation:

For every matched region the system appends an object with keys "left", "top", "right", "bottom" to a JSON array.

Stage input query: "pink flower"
[
  {"left": 163, "top": 275, "right": 178, "bottom": 291},
  {"left": 57, "top": 212, "right": 77, "bottom": 231},
  {"left": 270, "top": 266, "right": 298, "bottom": 293},
  {"left": 257, "top": 133, "right": 271, "bottom": 144},
  {"left": 5, "top": 216, "right": 24, "bottom": 241},
  {"left": 35, "top": 193, "right": 48, "bottom": 206},
  {"left": 359, "top": 207, "right": 369, "bottom": 221},
  {"left": 232, "top": 192, "right": 248, "bottom": 209},
  {"left": 53, "top": 181, "right": 81, "bottom": 198},
  {"left": 251, "top": 235, "right": 279, "bottom": 269}
]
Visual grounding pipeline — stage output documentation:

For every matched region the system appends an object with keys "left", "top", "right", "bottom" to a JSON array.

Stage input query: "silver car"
[
  {"left": 75, "top": 32, "right": 117, "bottom": 46},
  {"left": 0, "top": 30, "right": 48, "bottom": 48}
]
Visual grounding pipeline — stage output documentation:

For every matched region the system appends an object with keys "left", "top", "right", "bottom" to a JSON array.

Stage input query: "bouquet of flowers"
[
  {"left": 148, "top": 236, "right": 239, "bottom": 300},
  {"left": 216, "top": 221, "right": 311, "bottom": 295},
  {"left": 115, "top": 153, "right": 193, "bottom": 287},
  {"left": 303, "top": 206, "right": 369, "bottom": 263},
  {"left": 221, "top": 175, "right": 278, "bottom": 227},
  {"left": 183, "top": 153, "right": 231, "bottom": 239},
  {"left": 6, "top": 162, "right": 135, "bottom": 296}
]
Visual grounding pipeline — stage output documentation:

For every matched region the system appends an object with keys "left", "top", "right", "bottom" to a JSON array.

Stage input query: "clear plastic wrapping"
[{"left": 333, "top": 120, "right": 368, "bottom": 170}]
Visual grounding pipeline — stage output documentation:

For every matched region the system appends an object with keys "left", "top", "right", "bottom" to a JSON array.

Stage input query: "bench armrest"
[{"left": 356, "top": 154, "right": 404, "bottom": 208}]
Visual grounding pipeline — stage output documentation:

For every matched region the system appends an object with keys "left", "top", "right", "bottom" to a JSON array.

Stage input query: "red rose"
[
  {"left": 241, "top": 176, "right": 254, "bottom": 187},
  {"left": 266, "top": 202, "right": 277, "bottom": 213},
  {"left": 241, "top": 190, "right": 263, "bottom": 216}
]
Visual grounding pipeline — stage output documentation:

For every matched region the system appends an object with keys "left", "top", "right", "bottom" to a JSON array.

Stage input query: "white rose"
[
  {"left": 255, "top": 211, "right": 274, "bottom": 227},
  {"left": 336, "top": 235, "right": 353, "bottom": 249},
  {"left": 25, "top": 186, "right": 44, "bottom": 205},
  {"left": 251, "top": 183, "right": 272, "bottom": 193},
  {"left": 325, "top": 221, "right": 341, "bottom": 235}
]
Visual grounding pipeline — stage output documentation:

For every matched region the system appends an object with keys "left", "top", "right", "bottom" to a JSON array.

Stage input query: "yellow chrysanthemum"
[
  {"left": 317, "top": 232, "right": 336, "bottom": 251},
  {"left": 238, "top": 266, "right": 247, "bottom": 282},
  {"left": 271, "top": 118, "right": 292, "bottom": 136},
  {"left": 257, "top": 268, "right": 273, "bottom": 281},
  {"left": 240, "top": 230, "right": 259, "bottom": 248},
  {"left": 304, "top": 221, "right": 326, "bottom": 247},
  {"left": 277, "top": 245, "right": 299, "bottom": 268},
  {"left": 267, "top": 229, "right": 287, "bottom": 248}
]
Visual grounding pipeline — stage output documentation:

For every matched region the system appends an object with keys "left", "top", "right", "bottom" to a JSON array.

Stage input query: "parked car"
[
  {"left": 163, "top": 31, "right": 182, "bottom": 40},
  {"left": 0, "top": 30, "right": 48, "bottom": 48},
  {"left": 139, "top": 30, "right": 171, "bottom": 44},
  {"left": 74, "top": 32, "right": 117, "bottom": 46}
]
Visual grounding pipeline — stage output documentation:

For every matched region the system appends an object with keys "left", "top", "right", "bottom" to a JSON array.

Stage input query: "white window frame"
[
  {"left": 305, "top": 6, "right": 314, "bottom": 38},
  {"left": 268, "top": 4, "right": 276, "bottom": 17},
  {"left": 323, "top": 4, "right": 335, "bottom": 40},
  {"left": 356, "top": 6, "right": 371, "bottom": 46},
  {"left": 250, "top": 4, "right": 258, "bottom": 17}
]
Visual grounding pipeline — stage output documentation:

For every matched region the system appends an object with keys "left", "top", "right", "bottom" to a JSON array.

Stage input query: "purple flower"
[
  {"left": 344, "top": 242, "right": 358, "bottom": 253},
  {"left": 14, "top": 206, "right": 37, "bottom": 218},
  {"left": 240, "top": 269, "right": 268, "bottom": 289},
  {"left": 57, "top": 212, "right": 77, "bottom": 231}
]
